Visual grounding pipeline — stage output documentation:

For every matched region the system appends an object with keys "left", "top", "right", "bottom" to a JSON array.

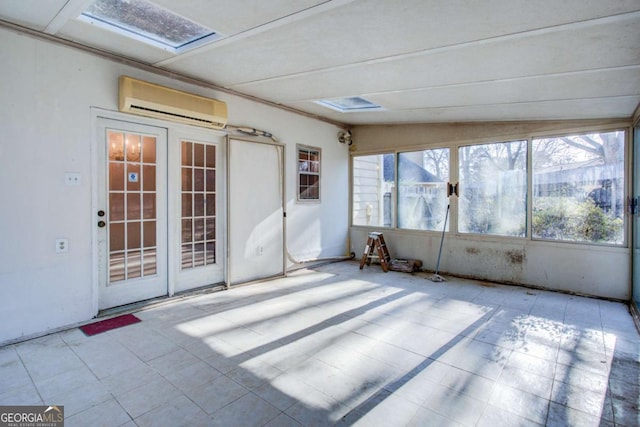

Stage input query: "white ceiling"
[{"left": 1, "top": 0, "right": 639, "bottom": 126}]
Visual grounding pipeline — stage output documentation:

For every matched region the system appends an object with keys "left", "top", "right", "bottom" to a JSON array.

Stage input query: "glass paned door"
[
  {"left": 181, "top": 141, "right": 217, "bottom": 268},
  {"left": 97, "top": 118, "right": 168, "bottom": 309},
  {"left": 172, "top": 134, "right": 224, "bottom": 293}
]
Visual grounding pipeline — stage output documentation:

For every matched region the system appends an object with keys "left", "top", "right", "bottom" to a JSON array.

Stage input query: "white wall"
[
  {"left": 0, "top": 27, "right": 349, "bottom": 344},
  {"left": 351, "top": 121, "right": 632, "bottom": 300}
]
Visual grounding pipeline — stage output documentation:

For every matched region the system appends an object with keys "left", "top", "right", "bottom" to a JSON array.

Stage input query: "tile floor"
[{"left": 1, "top": 261, "right": 639, "bottom": 426}]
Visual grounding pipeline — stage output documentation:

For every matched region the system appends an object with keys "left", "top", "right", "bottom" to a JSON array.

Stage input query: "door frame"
[
  {"left": 227, "top": 136, "right": 286, "bottom": 287},
  {"left": 91, "top": 108, "right": 228, "bottom": 314}
]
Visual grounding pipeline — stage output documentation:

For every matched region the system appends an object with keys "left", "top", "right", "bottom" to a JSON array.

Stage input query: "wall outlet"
[
  {"left": 64, "top": 172, "right": 81, "bottom": 186},
  {"left": 55, "top": 239, "right": 69, "bottom": 253}
]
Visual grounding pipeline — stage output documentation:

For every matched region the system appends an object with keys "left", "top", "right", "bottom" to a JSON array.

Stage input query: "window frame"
[
  {"left": 350, "top": 126, "right": 629, "bottom": 249},
  {"left": 296, "top": 144, "right": 321, "bottom": 203}
]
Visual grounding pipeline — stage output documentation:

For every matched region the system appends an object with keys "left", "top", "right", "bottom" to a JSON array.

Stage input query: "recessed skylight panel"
[
  {"left": 81, "top": 0, "right": 221, "bottom": 52},
  {"left": 315, "top": 97, "right": 382, "bottom": 112}
]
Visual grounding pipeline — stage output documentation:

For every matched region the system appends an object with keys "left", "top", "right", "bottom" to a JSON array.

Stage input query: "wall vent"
[{"left": 119, "top": 76, "right": 227, "bottom": 129}]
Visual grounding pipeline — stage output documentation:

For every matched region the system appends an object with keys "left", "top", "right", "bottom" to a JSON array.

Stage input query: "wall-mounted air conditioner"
[{"left": 118, "top": 76, "right": 227, "bottom": 129}]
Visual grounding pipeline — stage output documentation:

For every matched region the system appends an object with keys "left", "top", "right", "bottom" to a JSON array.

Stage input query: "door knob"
[
  {"left": 97, "top": 210, "right": 105, "bottom": 217},
  {"left": 98, "top": 220, "right": 106, "bottom": 228}
]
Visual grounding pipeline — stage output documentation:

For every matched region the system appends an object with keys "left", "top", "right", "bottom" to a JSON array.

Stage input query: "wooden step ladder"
[{"left": 359, "top": 232, "right": 391, "bottom": 272}]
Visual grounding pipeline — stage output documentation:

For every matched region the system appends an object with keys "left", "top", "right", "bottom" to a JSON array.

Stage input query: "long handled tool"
[{"left": 430, "top": 203, "right": 449, "bottom": 282}]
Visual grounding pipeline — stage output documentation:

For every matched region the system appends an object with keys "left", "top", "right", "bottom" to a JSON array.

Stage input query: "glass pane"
[
  {"left": 194, "top": 194, "right": 205, "bottom": 216},
  {"left": 143, "top": 250, "right": 156, "bottom": 275},
  {"left": 182, "top": 193, "right": 192, "bottom": 217},
  {"left": 127, "top": 193, "right": 141, "bottom": 219},
  {"left": 182, "top": 141, "right": 192, "bottom": 166},
  {"left": 206, "top": 145, "right": 216, "bottom": 168},
  {"left": 398, "top": 149, "right": 449, "bottom": 231},
  {"left": 206, "top": 169, "right": 215, "bottom": 191},
  {"left": 459, "top": 140, "right": 527, "bottom": 237},
  {"left": 194, "top": 169, "right": 204, "bottom": 192},
  {"left": 182, "top": 219, "right": 192, "bottom": 243},
  {"left": 143, "top": 221, "right": 156, "bottom": 247},
  {"left": 125, "top": 134, "right": 141, "bottom": 162},
  {"left": 127, "top": 250, "right": 141, "bottom": 278},
  {"left": 532, "top": 131, "right": 625, "bottom": 244},
  {"left": 142, "top": 136, "right": 156, "bottom": 163},
  {"left": 205, "top": 242, "right": 215, "bottom": 265},
  {"left": 181, "top": 244, "right": 193, "bottom": 269},
  {"left": 110, "top": 223, "right": 125, "bottom": 251},
  {"left": 194, "top": 243, "right": 205, "bottom": 267},
  {"left": 194, "top": 218, "right": 205, "bottom": 242},
  {"left": 206, "top": 218, "right": 215, "bottom": 240},
  {"left": 127, "top": 222, "right": 141, "bottom": 249},
  {"left": 352, "top": 154, "right": 394, "bottom": 227},
  {"left": 143, "top": 165, "right": 155, "bottom": 191},
  {"left": 182, "top": 168, "right": 192, "bottom": 191},
  {"left": 143, "top": 193, "right": 156, "bottom": 219},
  {"left": 109, "top": 163, "right": 125, "bottom": 191},
  {"left": 109, "top": 252, "right": 125, "bottom": 282},
  {"left": 126, "top": 163, "right": 141, "bottom": 191},
  {"left": 194, "top": 143, "right": 205, "bottom": 167},
  {"left": 206, "top": 194, "right": 215, "bottom": 216},
  {"left": 108, "top": 132, "right": 125, "bottom": 161},
  {"left": 109, "top": 193, "right": 125, "bottom": 221}
]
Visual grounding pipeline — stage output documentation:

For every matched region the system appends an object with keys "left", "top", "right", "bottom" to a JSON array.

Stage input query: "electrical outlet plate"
[
  {"left": 56, "top": 239, "right": 69, "bottom": 253},
  {"left": 64, "top": 172, "right": 81, "bottom": 186}
]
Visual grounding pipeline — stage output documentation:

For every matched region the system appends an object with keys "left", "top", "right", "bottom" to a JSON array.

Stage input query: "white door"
[
  {"left": 171, "top": 130, "right": 225, "bottom": 292},
  {"left": 97, "top": 118, "right": 168, "bottom": 309},
  {"left": 228, "top": 138, "right": 285, "bottom": 285}
]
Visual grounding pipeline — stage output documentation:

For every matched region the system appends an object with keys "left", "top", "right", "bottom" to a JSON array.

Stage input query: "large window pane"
[
  {"left": 532, "top": 131, "right": 625, "bottom": 244},
  {"left": 352, "top": 154, "right": 394, "bottom": 227},
  {"left": 398, "top": 149, "right": 449, "bottom": 231},
  {"left": 459, "top": 140, "right": 527, "bottom": 237}
]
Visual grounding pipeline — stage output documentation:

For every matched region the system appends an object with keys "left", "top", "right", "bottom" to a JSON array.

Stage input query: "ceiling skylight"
[
  {"left": 80, "top": 0, "right": 222, "bottom": 52},
  {"left": 315, "top": 97, "right": 382, "bottom": 113}
]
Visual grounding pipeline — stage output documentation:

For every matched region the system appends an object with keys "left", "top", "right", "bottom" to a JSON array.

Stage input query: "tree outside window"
[{"left": 532, "top": 131, "right": 625, "bottom": 244}]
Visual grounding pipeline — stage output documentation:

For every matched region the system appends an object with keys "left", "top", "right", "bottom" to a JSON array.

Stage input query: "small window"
[
  {"left": 398, "top": 148, "right": 450, "bottom": 231},
  {"left": 532, "top": 130, "right": 625, "bottom": 245},
  {"left": 297, "top": 145, "right": 321, "bottom": 202},
  {"left": 352, "top": 153, "right": 395, "bottom": 226}
]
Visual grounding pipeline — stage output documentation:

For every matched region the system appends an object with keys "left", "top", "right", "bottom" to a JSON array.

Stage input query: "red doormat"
[{"left": 79, "top": 314, "right": 141, "bottom": 336}]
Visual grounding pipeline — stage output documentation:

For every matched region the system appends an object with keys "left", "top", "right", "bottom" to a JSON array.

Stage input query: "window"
[
  {"left": 315, "top": 97, "right": 382, "bottom": 112},
  {"left": 81, "top": 0, "right": 222, "bottom": 52},
  {"left": 459, "top": 140, "right": 527, "bottom": 237},
  {"left": 532, "top": 131, "right": 625, "bottom": 245},
  {"left": 181, "top": 141, "right": 217, "bottom": 269},
  {"left": 297, "top": 145, "right": 321, "bottom": 201},
  {"left": 398, "top": 149, "right": 450, "bottom": 231},
  {"left": 352, "top": 154, "right": 394, "bottom": 226}
]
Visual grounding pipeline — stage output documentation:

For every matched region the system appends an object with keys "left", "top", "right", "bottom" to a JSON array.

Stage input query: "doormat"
[{"left": 79, "top": 314, "right": 141, "bottom": 336}]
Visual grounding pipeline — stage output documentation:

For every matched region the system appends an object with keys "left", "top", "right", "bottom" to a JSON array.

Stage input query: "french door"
[
  {"left": 96, "top": 116, "right": 226, "bottom": 310},
  {"left": 97, "top": 118, "right": 168, "bottom": 309}
]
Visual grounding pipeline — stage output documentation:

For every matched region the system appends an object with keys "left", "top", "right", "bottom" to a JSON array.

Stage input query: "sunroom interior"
[{"left": 0, "top": 1, "right": 639, "bottom": 425}]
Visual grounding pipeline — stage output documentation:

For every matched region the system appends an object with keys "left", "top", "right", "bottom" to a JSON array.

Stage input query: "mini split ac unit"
[{"left": 118, "top": 76, "right": 228, "bottom": 129}]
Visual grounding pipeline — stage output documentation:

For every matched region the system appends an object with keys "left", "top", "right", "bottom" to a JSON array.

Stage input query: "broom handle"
[{"left": 434, "top": 204, "right": 449, "bottom": 275}]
